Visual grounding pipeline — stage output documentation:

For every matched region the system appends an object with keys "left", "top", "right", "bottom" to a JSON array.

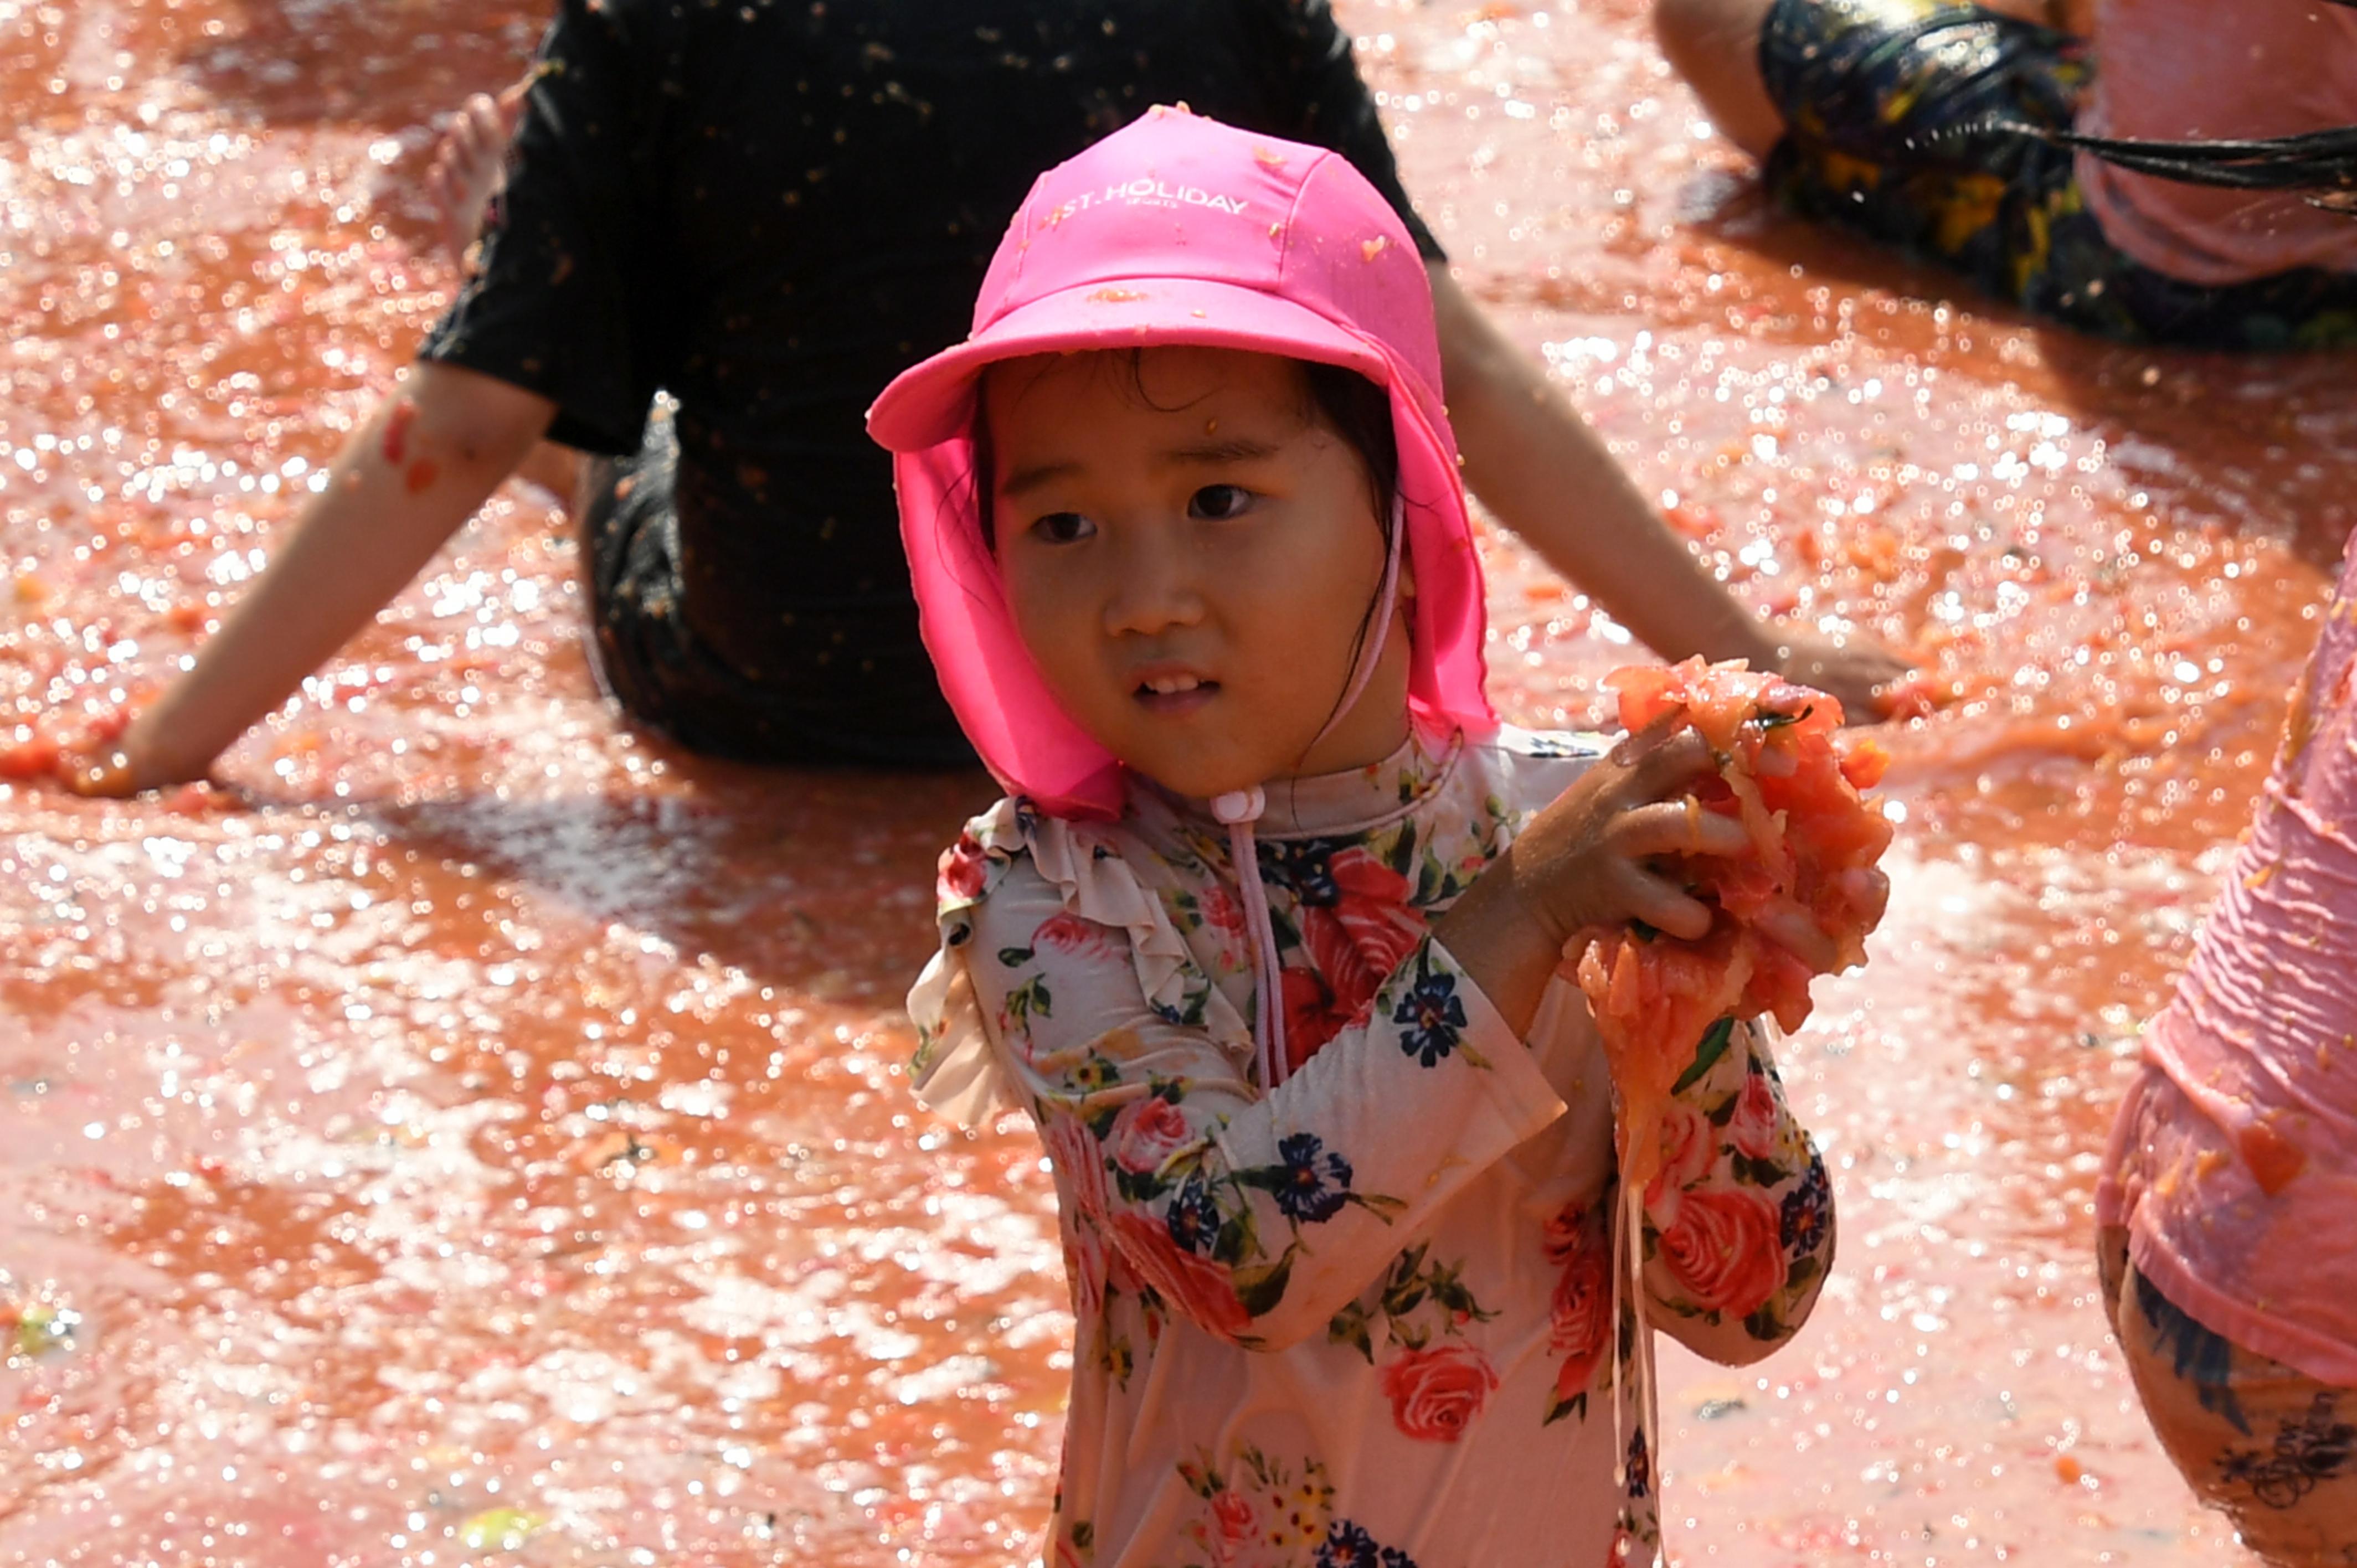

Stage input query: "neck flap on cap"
[{"left": 869, "top": 105, "right": 1496, "bottom": 819}]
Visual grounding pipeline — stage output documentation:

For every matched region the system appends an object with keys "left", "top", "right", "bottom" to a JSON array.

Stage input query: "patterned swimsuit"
[{"left": 907, "top": 726, "right": 1839, "bottom": 1567}]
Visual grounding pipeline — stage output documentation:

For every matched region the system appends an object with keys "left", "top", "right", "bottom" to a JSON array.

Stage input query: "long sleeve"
[
  {"left": 964, "top": 857, "right": 1566, "bottom": 1352},
  {"left": 902, "top": 737, "right": 1830, "bottom": 1566},
  {"left": 1637, "top": 1018, "right": 1836, "bottom": 1364}
]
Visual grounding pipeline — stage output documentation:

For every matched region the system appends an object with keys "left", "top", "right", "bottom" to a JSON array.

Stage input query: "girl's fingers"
[
  {"left": 1622, "top": 866, "right": 1715, "bottom": 942},
  {"left": 1844, "top": 866, "right": 1891, "bottom": 929},
  {"left": 1617, "top": 729, "right": 1722, "bottom": 805},
  {"left": 451, "top": 100, "right": 495, "bottom": 161},
  {"left": 1753, "top": 899, "right": 1839, "bottom": 972},
  {"left": 1604, "top": 710, "right": 1689, "bottom": 770},
  {"left": 1610, "top": 797, "right": 1750, "bottom": 859}
]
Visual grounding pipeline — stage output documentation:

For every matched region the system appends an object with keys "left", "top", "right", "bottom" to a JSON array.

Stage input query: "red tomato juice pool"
[{"left": 3, "top": 1, "right": 2348, "bottom": 1562}]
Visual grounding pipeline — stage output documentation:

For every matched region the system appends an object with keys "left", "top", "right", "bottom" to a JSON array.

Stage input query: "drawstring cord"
[
  {"left": 1212, "top": 497, "right": 1407, "bottom": 1094},
  {"left": 1610, "top": 1173, "right": 1660, "bottom": 1562},
  {"left": 1320, "top": 497, "right": 1405, "bottom": 746},
  {"left": 1212, "top": 786, "right": 1285, "bottom": 1091}
]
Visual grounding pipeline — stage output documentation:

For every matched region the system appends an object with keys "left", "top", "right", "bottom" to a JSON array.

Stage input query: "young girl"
[{"left": 869, "top": 108, "right": 1840, "bottom": 1567}]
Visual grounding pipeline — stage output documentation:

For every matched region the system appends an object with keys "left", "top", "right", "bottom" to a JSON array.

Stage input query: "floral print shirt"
[{"left": 906, "top": 726, "right": 1837, "bottom": 1568}]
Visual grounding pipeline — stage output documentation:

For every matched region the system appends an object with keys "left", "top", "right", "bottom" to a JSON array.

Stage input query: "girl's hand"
[
  {"left": 1504, "top": 719, "right": 1753, "bottom": 947},
  {"left": 1433, "top": 718, "right": 1749, "bottom": 1033}
]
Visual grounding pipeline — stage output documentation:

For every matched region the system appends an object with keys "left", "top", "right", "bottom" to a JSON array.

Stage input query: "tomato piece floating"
[
  {"left": 1567, "top": 658, "right": 1895, "bottom": 1190},
  {"left": 0, "top": 732, "right": 61, "bottom": 781}
]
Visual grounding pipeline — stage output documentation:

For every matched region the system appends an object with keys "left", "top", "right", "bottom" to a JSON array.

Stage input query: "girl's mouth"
[{"left": 1134, "top": 671, "right": 1219, "bottom": 715}]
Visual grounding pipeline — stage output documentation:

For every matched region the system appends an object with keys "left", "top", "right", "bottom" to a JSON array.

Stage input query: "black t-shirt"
[{"left": 421, "top": 0, "right": 1441, "bottom": 749}]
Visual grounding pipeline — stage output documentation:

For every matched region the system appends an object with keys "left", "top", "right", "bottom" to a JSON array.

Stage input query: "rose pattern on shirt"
[
  {"left": 1726, "top": 1058, "right": 1785, "bottom": 1163},
  {"left": 1107, "top": 1095, "right": 1192, "bottom": 1176},
  {"left": 1545, "top": 1199, "right": 1615, "bottom": 1424},
  {"left": 1166, "top": 884, "right": 1252, "bottom": 977},
  {"left": 1260, "top": 839, "right": 1428, "bottom": 1069},
  {"left": 1640, "top": 1051, "right": 1834, "bottom": 1341},
  {"left": 1643, "top": 1101, "right": 1716, "bottom": 1211},
  {"left": 1038, "top": 909, "right": 1128, "bottom": 964},
  {"left": 983, "top": 928, "right": 1436, "bottom": 1345},
  {"left": 1042, "top": 1115, "right": 1115, "bottom": 1315},
  {"left": 1281, "top": 963, "right": 1367, "bottom": 1072},
  {"left": 939, "top": 828, "right": 990, "bottom": 906},
  {"left": 1655, "top": 1186, "right": 1784, "bottom": 1321},
  {"left": 1381, "top": 1342, "right": 1501, "bottom": 1443},
  {"left": 1274, "top": 844, "right": 1426, "bottom": 1007},
  {"left": 1115, "top": 1209, "right": 1255, "bottom": 1342},
  {"left": 917, "top": 730, "right": 1839, "bottom": 1565}
]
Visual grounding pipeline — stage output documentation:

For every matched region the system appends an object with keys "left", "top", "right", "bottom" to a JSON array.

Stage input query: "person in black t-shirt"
[{"left": 78, "top": 0, "right": 1906, "bottom": 793}]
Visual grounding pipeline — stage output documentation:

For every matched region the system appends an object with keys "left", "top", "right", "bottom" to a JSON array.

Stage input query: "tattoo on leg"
[{"left": 2217, "top": 1392, "right": 2355, "bottom": 1511}]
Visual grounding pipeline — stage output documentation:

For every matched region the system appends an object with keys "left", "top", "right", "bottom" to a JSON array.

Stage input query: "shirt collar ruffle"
[{"left": 1147, "top": 723, "right": 1463, "bottom": 841}]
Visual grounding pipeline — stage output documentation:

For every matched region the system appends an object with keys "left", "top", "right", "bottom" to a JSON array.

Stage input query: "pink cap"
[{"left": 868, "top": 106, "right": 1495, "bottom": 818}]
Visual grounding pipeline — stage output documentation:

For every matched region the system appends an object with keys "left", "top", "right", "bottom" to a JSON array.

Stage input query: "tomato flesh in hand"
[{"left": 1569, "top": 659, "right": 1895, "bottom": 1188}]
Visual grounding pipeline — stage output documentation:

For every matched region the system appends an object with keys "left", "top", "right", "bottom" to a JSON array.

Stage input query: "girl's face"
[{"left": 986, "top": 346, "right": 1413, "bottom": 801}]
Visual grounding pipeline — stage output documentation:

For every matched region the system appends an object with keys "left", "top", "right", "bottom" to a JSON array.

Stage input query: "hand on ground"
[
  {"left": 53, "top": 707, "right": 204, "bottom": 798},
  {"left": 55, "top": 736, "right": 196, "bottom": 798},
  {"left": 1, "top": 702, "right": 177, "bottom": 796},
  {"left": 1761, "top": 625, "right": 1922, "bottom": 724}
]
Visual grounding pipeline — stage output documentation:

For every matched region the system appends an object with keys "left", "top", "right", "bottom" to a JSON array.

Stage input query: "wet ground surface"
[{"left": 3, "top": 0, "right": 2349, "bottom": 1562}]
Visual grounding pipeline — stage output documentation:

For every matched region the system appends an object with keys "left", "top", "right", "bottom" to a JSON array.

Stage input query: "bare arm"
[
  {"left": 78, "top": 361, "right": 557, "bottom": 792},
  {"left": 1428, "top": 262, "right": 1908, "bottom": 718}
]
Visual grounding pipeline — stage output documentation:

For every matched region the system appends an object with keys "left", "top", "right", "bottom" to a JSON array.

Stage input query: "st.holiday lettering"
[{"left": 1039, "top": 179, "right": 1251, "bottom": 230}]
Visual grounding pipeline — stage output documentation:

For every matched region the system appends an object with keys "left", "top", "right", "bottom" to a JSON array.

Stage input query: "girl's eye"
[
  {"left": 1188, "top": 484, "right": 1255, "bottom": 521},
  {"left": 1030, "top": 512, "right": 1095, "bottom": 545}
]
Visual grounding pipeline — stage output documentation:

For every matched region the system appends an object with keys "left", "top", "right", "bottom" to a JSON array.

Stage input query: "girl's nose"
[{"left": 1102, "top": 522, "right": 1207, "bottom": 638}]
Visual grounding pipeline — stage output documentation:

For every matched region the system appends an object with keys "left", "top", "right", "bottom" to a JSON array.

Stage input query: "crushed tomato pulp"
[{"left": 1572, "top": 659, "right": 1893, "bottom": 1189}]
